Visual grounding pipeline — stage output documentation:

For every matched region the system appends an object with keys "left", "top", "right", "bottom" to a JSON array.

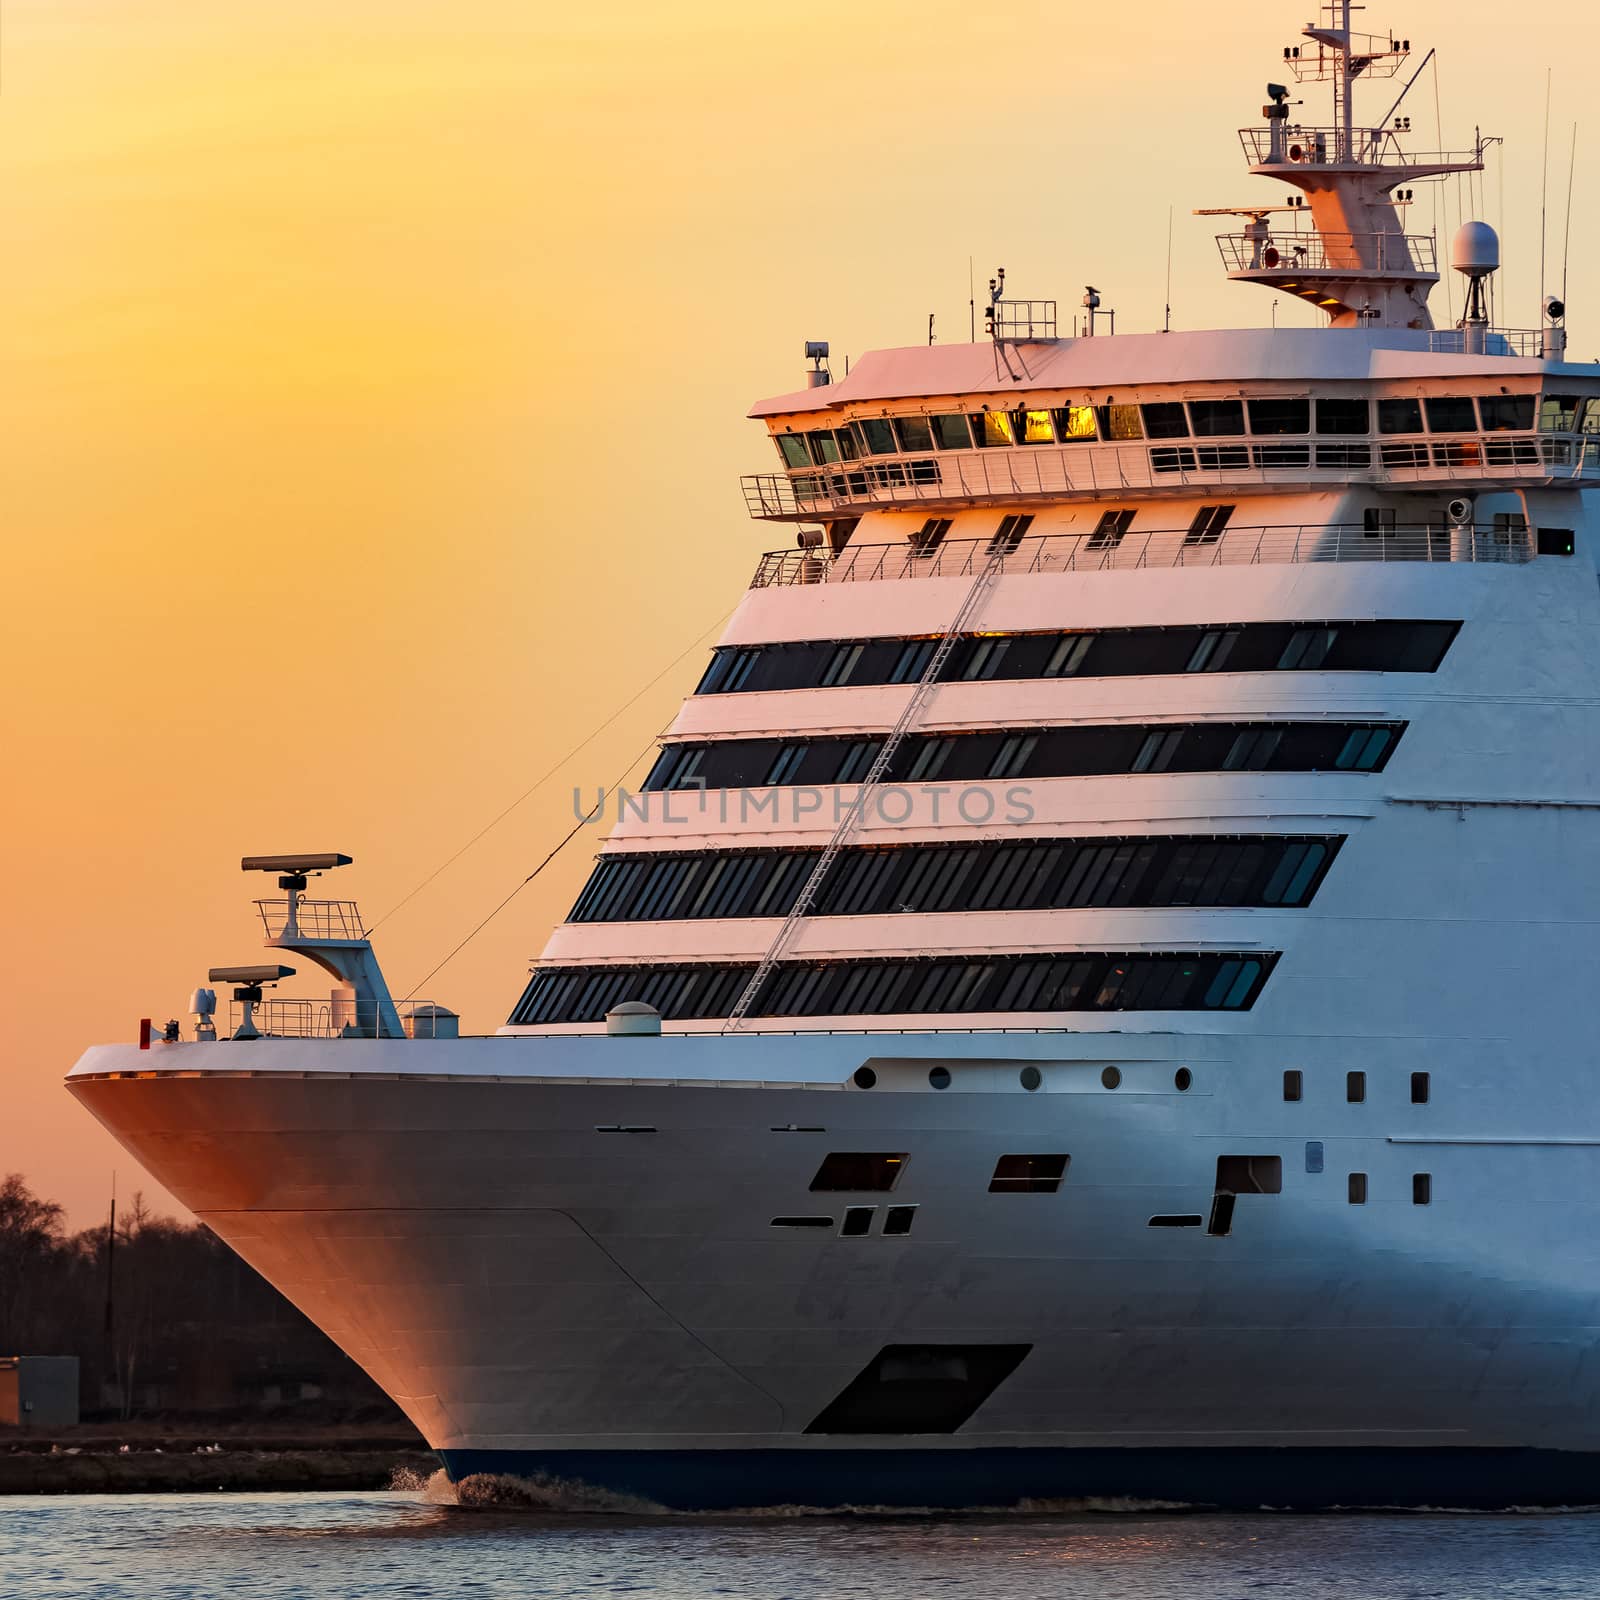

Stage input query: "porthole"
[
  {"left": 853, "top": 1066, "right": 877, "bottom": 1090},
  {"left": 1101, "top": 1066, "right": 1122, "bottom": 1090},
  {"left": 1020, "top": 1065, "right": 1043, "bottom": 1092},
  {"left": 928, "top": 1066, "right": 952, "bottom": 1090},
  {"left": 1174, "top": 1067, "right": 1193, "bottom": 1092}
]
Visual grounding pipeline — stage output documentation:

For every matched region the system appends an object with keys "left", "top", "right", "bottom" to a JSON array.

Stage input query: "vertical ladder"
[{"left": 721, "top": 549, "right": 1006, "bottom": 1031}]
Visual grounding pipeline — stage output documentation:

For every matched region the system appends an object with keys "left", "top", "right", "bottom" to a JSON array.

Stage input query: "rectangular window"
[
  {"left": 1098, "top": 404, "right": 1144, "bottom": 440},
  {"left": 1140, "top": 402, "right": 1189, "bottom": 438},
  {"left": 1248, "top": 398, "right": 1310, "bottom": 435},
  {"left": 882, "top": 1205, "right": 917, "bottom": 1236},
  {"left": 1378, "top": 397, "right": 1424, "bottom": 434},
  {"left": 988, "top": 1154, "right": 1070, "bottom": 1193},
  {"left": 1540, "top": 395, "right": 1587, "bottom": 432},
  {"left": 840, "top": 1206, "right": 876, "bottom": 1237},
  {"left": 1363, "top": 507, "right": 1397, "bottom": 537},
  {"left": 1476, "top": 395, "right": 1535, "bottom": 432},
  {"left": 777, "top": 433, "right": 811, "bottom": 469},
  {"left": 908, "top": 517, "right": 952, "bottom": 555},
  {"left": 970, "top": 411, "right": 1015, "bottom": 447},
  {"left": 887, "top": 416, "right": 931, "bottom": 452},
  {"left": 1054, "top": 405, "right": 1098, "bottom": 442},
  {"left": 806, "top": 429, "right": 841, "bottom": 465},
  {"left": 857, "top": 417, "right": 897, "bottom": 455},
  {"left": 1185, "top": 504, "right": 1235, "bottom": 545},
  {"left": 1346, "top": 1070, "right": 1366, "bottom": 1103},
  {"left": 1283, "top": 1069, "right": 1303, "bottom": 1102},
  {"left": 1317, "top": 397, "right": 1370, "bottom": 435},
  {"left": 1188, "top": 399, "right": 1246, "bottom": 436},
  {"left": 810, "top": 1153, "right": 906, "bottom": 1192},
  {"left": 1016, "top": 409, "right": 1055, "bottom": 444},
  {"left": 1087, "top": 509, "right": 1135, "bottom": 550},
  {"left": 989, "top": 512, "right": 1034, "bottom": 555},
  {"left": 1410, "top": 1071, "right": 1430, "bottom": 1104},
  {"left": 1538, "top": 527, "right": 1575, "bottom": 556},
  {"left": 1348, "top": 1172, "right": 1368, "bottom": 1204},
  {"left": 1424, "top": 396, "right": 1477, "bottom": 433},
  {"left": 771, "top": 1216, "right": 834, "bottom": 1229},
  {"left": 1305, "top": 1140, "right": 1324, "bottom": 1174},
  {"left": 1413, "top": 1172, "right": 1432, "bottom": 1205},
  {"left": 930, "top": 413, "right": 973, "bottom": 449}
]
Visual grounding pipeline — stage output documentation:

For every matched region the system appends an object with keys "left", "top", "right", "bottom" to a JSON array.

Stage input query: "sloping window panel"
[
  {"left": 894, "top": 417, "right": 935, "bottom": 451},
  {"left": 1016, "top": 409, "right": 1056, "bottom": 444},
  {"left": 1054, "top": 405, "right": 1098, "bottom": 441},
  {"left": 1099, "top": 404, "right": 1143, "bottom": 439},
  {"left": 1044, "top": 634, "right": 1095, "bottom": 676},
  {"left": 858, "top": 418, "right": 897, "bottom": 454},
  {"left": 834, "top": 739, "right": 885, "bottom": 784},
  {"left": 930, "top": 413, "right": 973, "bottom": 448},
  {"left": 1477, "top": 395, "right": 1535, "bottom": 431},
  {"left": 820, "top": 643, "right": 865, "bottom": 687},
  {"left": 970, "top": 411, "right": 1016, "bottom": 446}
]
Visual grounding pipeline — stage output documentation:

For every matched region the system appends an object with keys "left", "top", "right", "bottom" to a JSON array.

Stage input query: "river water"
[{"left": 5, "top": 1483, "right": 1600, "bottom": 1599}]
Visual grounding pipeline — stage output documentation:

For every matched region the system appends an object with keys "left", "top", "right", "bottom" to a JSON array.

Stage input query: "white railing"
[
  {"left": 254, "top": 898, "right": 367, "bottom": 941},
  {"left": 748, "top": 523, "right": 1538, "bottom": 588},
  {"left": 226, "top": 997, "right": 445, "bottom": 1039},
  {"left": 1427, "top": 328, "right": 1546, "bottom": 358},
  {"left": 1238, "top": 125, "right": 1481, "bottom": 170},
  {"left": 1215, "top": 230, "right": 1437, "bottom": 275},
  {"left": 742, "top": 436, "right": 1594, "bottom": 519},
  {"left": 988, "top": 300, "right": 1057, "bottom": 340}
]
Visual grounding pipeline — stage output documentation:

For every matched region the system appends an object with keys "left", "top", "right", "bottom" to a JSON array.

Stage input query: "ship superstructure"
[{"left": 67, "top": 5, "right": 1600, "bottom": 1510}]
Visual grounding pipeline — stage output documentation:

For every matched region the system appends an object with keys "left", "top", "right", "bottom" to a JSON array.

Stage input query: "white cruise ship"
[{"left": 69, "top": 4, "right": 1600, "bottom": 1509}]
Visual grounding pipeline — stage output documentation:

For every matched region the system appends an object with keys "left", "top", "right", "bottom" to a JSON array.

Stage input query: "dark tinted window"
[
  {"left": 1413, "top": 1173, "right": 1432, "bottom": 1205},
  {"left": 805, "top": 1344, "right": 1031, "bottom": 1435},
  {"left": 811, "top": 1153, "right": 906, "bottom": 1192},
  {"left": 1317, "top": 397, "right": 1370, "bottom": 434},
  {"left": 1283, "top": 1069, "right": 1303, "bottom": 1102},
  {"left": 1189, "top": 399, "right": 1246, "bottom": 436},
  {"left": 894, "top": 416, "right": 935, "bottom": 451},
  {"left": 989, "top": 1154, "right": 1070, "bottom": 1193},
  {"left": 1141, "top": 402, "right": 1189, "bottom": 438},
  {"left": 1378, "top": 397, "right": 1424, "bottom": 434},
  {"left": 1099, "top": 403, "right": 1143, "bottom": 439},
  {"left": 510, "top": 950, "right": 1280, "bottom": 1025},
  {"left": 1477, "top": 395, "right": 1535, "bottom": 431},
  {"left": 776, "top": 434, "right": 810, "bottom": 468},
  {"left": 1248, "top": 398, "right": 1310, "bottom": 434},
  {"left": 1411, "top": 1071, "right": 1430, "bottom": 1104},
  {"left": 1424, "top": 396, "right": 1477, "bottom": 432},
  {"left": 929, "top": 413, "right": 973, "bottom": 449},
  {"left": 1348, "top": 1172, "right": 1368, "bottom": 1204},
  {"left": 857, "top": 417, "right": 896, "bottom": 454},
  {"left": 1347, "top": 1071, "right": 1366, "bottom": 1103}
]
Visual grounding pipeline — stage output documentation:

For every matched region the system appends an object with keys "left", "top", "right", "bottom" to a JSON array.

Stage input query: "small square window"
[
  {"left": 1348, "top": 1172, "right": 1368, "bottom": 1205},
  {"left": 1283, "top": 1069, "right": 1303, "bottom": 1103},
  {"left": 1412, "top": 1172, "right": 1432, "bottom": 1205},
  {"left": 1346, "top": 1071, "right": 1366, "bottom": 1104},
  {"left": 883, "top": 1205, "right": 917, "bottom": 1236},
  {"left": 840, "top": 1206, "right": 876, "bottom": 1237},
  {"left": 1410, "top": 1072, "right": 1429, "bottom": 1105}
]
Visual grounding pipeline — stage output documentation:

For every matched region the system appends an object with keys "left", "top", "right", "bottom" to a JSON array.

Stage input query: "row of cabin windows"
[
  {"left": 641, "top": 722, "right": 1403, "bottom": 792},
  {"left": 567, "top": 834, "right": 1343, "bottom": 924},
  {"left": 508, "top": 950, "right": 1278, "bottom": 1026},
  {"left": 1285, "top": 1070, "right": 1430, "bottom": 1103},
  {"left": 696, "top": 620, "right": 1460, "bottom": 696},
  {"left": 774, "top": 394, "right": 1598, "bottom": 468}
]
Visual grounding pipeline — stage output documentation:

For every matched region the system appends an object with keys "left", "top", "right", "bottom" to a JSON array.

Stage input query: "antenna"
[
  {"left": 968, "top": 256, "right": 975, "bottom": 342},
  {"left": 1540, "top": 67, "right": 1551, "bottom": 324},
  {"left": 928, "top": 312, "right": 936, "bottom": 346},
  {"left": 1562, "top": 122, "right": 1577, "bottom": 320},
  {"left": 1164, "top": 205, "right": 1173, "bottom": 332}
]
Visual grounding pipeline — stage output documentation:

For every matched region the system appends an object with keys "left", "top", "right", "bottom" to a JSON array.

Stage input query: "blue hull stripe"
[{"left": 438, "top": 1446, "right": 1600, "bottom": 1512}]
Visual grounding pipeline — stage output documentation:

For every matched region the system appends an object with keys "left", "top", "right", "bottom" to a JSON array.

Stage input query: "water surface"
[{"left": 5, "top": 1489, "right": 1599, "bottom": 1599}]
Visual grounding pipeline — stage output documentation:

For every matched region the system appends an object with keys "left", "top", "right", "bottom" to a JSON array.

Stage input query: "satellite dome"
[{"left": 1451, "top": 221, "right": 1500, "bottom": 278}]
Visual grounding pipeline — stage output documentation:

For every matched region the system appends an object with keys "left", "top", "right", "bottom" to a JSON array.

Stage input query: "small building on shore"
[{"left": 0, "top": 1357, "right": 81, "bottom": 1428}]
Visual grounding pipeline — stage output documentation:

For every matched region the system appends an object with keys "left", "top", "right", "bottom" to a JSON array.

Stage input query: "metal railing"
[
  {"left": 254, "top": 898, "right": 367, "bottom": 941},
  {"left": 1427, "top": 328, "right": 1546, "bottom": 358},
  {"left": 1215, "top": 230, "right": 1437, "bottom": 275},
  {"left": 742, "top": 436, "right": 1593, "bottom": 520},
  {"left": 225, "top": 997, "right": 443, "bottom": 1039},
  {"left": 1238, "top": 125, "right": 1482, "bottom": 170},
  {"left": 748, "top": 522, "right": 1537, "bottom": 588},
  {"left": 988, "top": 300, "right": 1057, "bottom": 340}
]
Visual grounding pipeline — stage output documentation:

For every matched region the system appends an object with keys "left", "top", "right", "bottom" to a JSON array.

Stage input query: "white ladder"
[{"left": 721, "top": 549, "right": 1005, "bottom": 1031}]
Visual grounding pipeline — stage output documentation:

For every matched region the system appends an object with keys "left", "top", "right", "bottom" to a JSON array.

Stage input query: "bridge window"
[
  {"left": 1141, "top": 402, "right": 1189, "bottom": 438},
  {"left": 1477, "top": 395, "right": 1535, "bottom": 431},
  {"left": 1540, "top": 395, "right": 1589, "bottom": 432},
  {"left": 1054, "top": 405, "right": 1098, "bottom": 441},
  {"left": 893, "top": 416, "right": 934, "bottom": 451},
  {"left": 1378, "top": 397, "right": 1424, "bottom": 434},
  {"left": 929, "top": 413, "right": 973, "bottom": 449},
  {"left": 970, "top": 410, "right": 1015, "bottom": 447},
  {"left": 857, "top": 417, "right": 897, "bottom": 454},
  {"left": 1424, "top": 396, "right": 1476, "bottom": 432},
  {"left": 1317, "top": 397, "right": 1370, "bottom": 434},
  {"left": 1099, "top": 403, "right": 1144, "bottom": 439},
  {"left": 807, "top": 430, "right": 841, "bottom": 465},
  {"left": 1015, "top": 409, "right": 1055, "bottom": 444},
  {"left": 1248, "top": 398, "right": 1310, "bottom": 434},
  {"left": 1188, "top": 399, "right": 1246, "bottom": 436},
  {"left": 776, "top": 433, "right": 811, "bottom": 469}
]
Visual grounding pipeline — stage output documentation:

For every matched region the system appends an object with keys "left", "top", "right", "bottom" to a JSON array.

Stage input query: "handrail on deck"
[{"left": 748, "top": 523, "right": 1539, "bottom": 588}]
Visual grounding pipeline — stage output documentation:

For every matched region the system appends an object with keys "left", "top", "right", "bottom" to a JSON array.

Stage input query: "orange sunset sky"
[{"left": 2, "top": 0, "right": 1593, "bottom": 1224}]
